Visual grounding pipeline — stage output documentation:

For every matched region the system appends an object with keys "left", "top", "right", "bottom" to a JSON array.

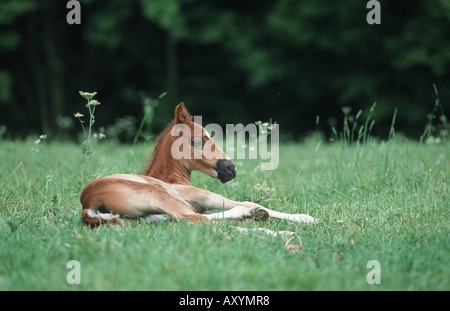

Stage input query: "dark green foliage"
[{"left": 0, "top": 0, "right": 449, "bottom": 139}]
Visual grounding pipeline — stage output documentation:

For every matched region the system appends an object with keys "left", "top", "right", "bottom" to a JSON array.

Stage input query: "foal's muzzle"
[{"left": 215, "top": 159, "right": 236, "bottom": 183}]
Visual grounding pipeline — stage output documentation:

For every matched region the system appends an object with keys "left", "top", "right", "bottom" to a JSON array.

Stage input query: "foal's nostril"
[{"left": 226, "top": 163, "right": 236, "bottom": 176}]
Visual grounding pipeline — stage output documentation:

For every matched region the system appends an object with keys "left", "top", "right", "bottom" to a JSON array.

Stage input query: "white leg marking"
[
  {"left": 204, "top": 206, "right": 253, "bottom": 220},
  {"left": 260, "top": 208, "right": 316, "bottom": 223}
]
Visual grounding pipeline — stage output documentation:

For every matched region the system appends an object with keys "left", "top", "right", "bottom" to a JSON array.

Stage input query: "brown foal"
[{"left": 80, "top": 103, "right": 315, "bottom": 227}]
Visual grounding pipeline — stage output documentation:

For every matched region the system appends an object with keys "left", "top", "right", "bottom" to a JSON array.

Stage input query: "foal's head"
[{"left": 146, "top": 103, "right": 236, "bottom": 184}]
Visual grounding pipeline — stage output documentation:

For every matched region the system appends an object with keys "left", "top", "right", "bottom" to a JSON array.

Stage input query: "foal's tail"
[
  {"left": 80, "top": 182, "right": 122, "bottom": 228},
  {"left": 81, "top": 208, "right": 122, "bottom": 228}
]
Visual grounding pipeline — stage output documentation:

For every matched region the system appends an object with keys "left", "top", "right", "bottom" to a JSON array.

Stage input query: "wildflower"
[
  {"left": 88, "top": 100, "right": 101, "bottom": 106},
  {"left": 341, "top": 106, "right": 352, "bottom": 115},
  {"left": 35, "top": 134, "right": 47, "bottom": 144},
  {"left": 73, "top": 112, "right": 84, "bottom": 118},
  {"left": 78, "top": 91, "right": 97, "bottom": 100},
  {"left": 94, "top": 132, "right": 106, "bottom": 139}
]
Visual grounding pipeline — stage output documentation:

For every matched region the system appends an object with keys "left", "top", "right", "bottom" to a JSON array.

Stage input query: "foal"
[{"left": 80, "top": 103, "right": 315, "bottom": 227}]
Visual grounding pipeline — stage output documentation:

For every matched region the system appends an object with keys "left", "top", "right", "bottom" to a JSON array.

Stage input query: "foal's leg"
[
  {"left": 203, "top": 206, "right": 268, "bottom": 221},
  {"left": 143, "top": 195, "right": 208, "bottom": 223},
  {"left": 258, "top": 208, "right": 316, "bottom": 223},
  {"left": 172, "top": 185, "right": 269, "bottom": 221},
  {"left": 173, "top": 185, "right": 315, "bottom": 224}
]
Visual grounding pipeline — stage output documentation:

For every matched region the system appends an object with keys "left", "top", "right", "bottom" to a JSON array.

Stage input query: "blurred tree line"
[{"left": 0, "top": 0, "right": 449, "bottom": 141}]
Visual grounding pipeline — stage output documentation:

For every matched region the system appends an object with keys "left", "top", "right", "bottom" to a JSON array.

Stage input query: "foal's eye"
[{"left": 192, "top": 139, "right": 204, "bottom": 149}]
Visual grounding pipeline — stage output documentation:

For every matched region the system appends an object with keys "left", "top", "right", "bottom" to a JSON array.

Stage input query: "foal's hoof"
[{"left": 251, "top": 207, "right": 269, "bottom": 221}]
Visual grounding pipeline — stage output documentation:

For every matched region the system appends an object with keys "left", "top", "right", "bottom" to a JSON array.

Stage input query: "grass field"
[{"left": 0, "top": 136, "right": 448, "bottom": 290}]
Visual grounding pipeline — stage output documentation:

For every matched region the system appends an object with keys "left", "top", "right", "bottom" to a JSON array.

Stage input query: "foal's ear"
[{"left": 175, "top": 102, "right": 192, "bottom": 124}]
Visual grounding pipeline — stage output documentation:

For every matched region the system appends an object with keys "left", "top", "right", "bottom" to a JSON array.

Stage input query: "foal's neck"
[
  {"left": 144, "top": 127, "right": 192, "bottom": 185},
  {"left": 146, "top": 156, "right": 191, "bottom": 185}
]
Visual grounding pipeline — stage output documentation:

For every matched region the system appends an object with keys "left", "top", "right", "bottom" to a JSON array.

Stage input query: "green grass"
[{"left": 0, "top": 137, "right": 448, "bottom": 290}]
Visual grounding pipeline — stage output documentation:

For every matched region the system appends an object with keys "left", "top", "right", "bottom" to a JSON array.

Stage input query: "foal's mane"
[
  {"left": 142, "top": 102, "right": 194, "bottom": 177},
  {"left": 142, "top": 121, "right": 176, "bottom": 176}
]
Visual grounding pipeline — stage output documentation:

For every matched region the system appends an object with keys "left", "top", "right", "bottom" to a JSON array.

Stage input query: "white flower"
[
  {"left": 88, "top": 99, "right": 101, "bottom": 106},
  {"left": 35, "top": 134, "right": 47, "bottom": 144}
]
